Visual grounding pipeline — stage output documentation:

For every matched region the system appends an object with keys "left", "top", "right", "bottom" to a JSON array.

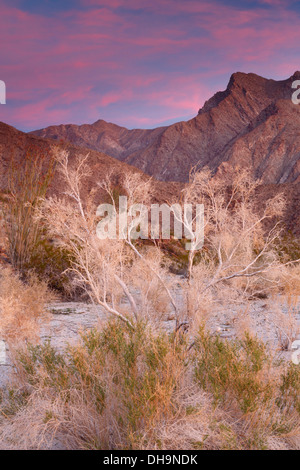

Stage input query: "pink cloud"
[{"left": 0, "top": 0, "right": 299, "bottom": 130}]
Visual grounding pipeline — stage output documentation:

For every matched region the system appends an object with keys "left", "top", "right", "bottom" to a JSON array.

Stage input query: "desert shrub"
[
  {"left": 194, "top": 327, "right": 273, "bottom": 413},
  {"left": 26, "top": 238, "right": 74, "bottom": 294},
  {"left": 1, "top": 320, "right": 298, "bottom": 450},
  {"left": 1, "top": 148, "right": 74, "bottom": 294},
  {"left": 0, "top": 267, "right": 51, "bottom": 344},
  {"left": 9, "top": 321, "right": 189, "bottom": 449},
  {"left": 275, "top": 232, "right": 300, "bottom": 262},
  {"left": 38, "top": 154, "right": 295, "bottom": 331},
  {"left": 194, "top": 327, "right": 300, "bottom": 448},
  {"left": 38, "top": 152, "right": 179, "bottom": 327},
  {"left": 278, "top": 363, "right": 300, "bottom": 414},
  {"left": 3, "top": 148, "right": 55, "bottom": 271}
]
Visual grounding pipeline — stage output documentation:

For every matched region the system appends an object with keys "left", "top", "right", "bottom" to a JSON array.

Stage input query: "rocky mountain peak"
[{"left": 31, "top": 71, "right": 300, "bottom": 185}]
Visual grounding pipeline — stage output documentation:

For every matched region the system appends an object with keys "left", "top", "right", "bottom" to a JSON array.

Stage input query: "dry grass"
[{"left": 0, "top": 267, "right": 52, "bottom": 346}]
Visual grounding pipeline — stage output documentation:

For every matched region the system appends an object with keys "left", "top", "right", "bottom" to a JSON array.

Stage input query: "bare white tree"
[
  {"left": 40, "top": 151, "right": 180, "bottom": 328},
  {"left": 39, "top": 153, "right": 299, "bottom": 332}
]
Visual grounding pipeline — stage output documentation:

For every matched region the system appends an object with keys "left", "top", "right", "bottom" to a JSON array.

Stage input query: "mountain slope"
[
  {"left": 1, "top": 121, "right": 300, "bottom": 236},
  {"left": 32, "top": 119, "right": 167, "bottom": 164},
  {"left": 32, "top": 71, "right": 300, "bottom": 183},
  {"left": 0, "top": 121, "right": 179, "bottom": 203}
]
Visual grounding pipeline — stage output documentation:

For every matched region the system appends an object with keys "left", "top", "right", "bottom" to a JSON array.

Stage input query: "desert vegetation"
[{"left": 0, "top": 150, "right": 299, "bottom": 450}]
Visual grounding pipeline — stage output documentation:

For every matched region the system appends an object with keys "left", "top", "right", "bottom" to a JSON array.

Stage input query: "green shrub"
[
  {"left": 15, "top": 321, "right": 188, "bottom": 449},
  {"left": 194, "top": 327, "right": 272, "bottom": 413},
  {"left": 278, "top": 363, "right": 300, "bottom": 414},
  {"left": 275, "top": 232, "right": 300, "bottom": 262},
  {"left": 4, "top": 322, "right": 300, "bottom": 450},
  {"left": 193, "top": 327, "right": 300, "bottom": 448}
]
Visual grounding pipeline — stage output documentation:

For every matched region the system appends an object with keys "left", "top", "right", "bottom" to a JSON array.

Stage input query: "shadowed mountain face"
[
  {"left": 0, "top": 121, "right": 137, "bottom": 193},
  {"left": 0, "top": 121, "right": 180, "bottom": 203},
  {"left": 1, "top": 120, "right": 300, "bottom": 236},
  {"left": 32, "top": 71, "right": 300, "bottom": 184}
]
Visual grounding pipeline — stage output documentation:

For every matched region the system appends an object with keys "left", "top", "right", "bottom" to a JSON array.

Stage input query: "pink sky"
[{"left": 0, "top": 0, "right": 299, "bottom": 131}]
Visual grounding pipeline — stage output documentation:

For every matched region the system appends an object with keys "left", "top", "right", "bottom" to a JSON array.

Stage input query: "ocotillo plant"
[{"left": 3, "top": 146, "right": 56, "bottom": 272}]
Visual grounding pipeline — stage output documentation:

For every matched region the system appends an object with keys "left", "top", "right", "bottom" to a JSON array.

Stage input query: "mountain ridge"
[
  {"left": 31, "top": 71, "right": 300, "bottom": 184},
  {"left": 0, "top": 120, "right": 180, "bottom": 204},
  {"left": 0, "top": 119, "right": 300, "bottom": 236}
]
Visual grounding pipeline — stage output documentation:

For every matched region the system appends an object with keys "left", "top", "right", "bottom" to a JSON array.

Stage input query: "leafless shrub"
[
  {"left": 38, "top": 151, "right": 179, "bottom": 329},
  {"left": 177, "top": 167, "right": 299, "bottom": 325}
]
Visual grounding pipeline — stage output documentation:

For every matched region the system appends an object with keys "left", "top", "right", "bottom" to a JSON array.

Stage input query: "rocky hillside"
[
  {"left": 0, "top": 121, "right": 180, "bottom": 203},
  {"left": 32, "top": 72, "right": 300, "bottom": 184},
  {"left": 0, "top": 120, "right": 299, "bottom": 236}
]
